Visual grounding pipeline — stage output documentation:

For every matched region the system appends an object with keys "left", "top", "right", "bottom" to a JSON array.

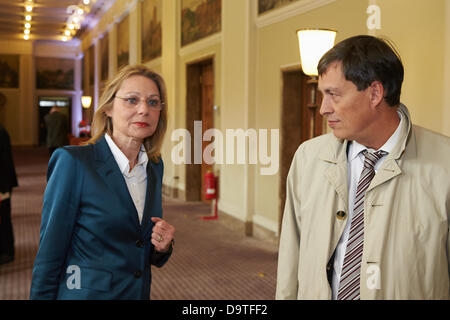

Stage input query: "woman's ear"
[{"left": 369, "top": 81, "right": 384, "bottom": 109}]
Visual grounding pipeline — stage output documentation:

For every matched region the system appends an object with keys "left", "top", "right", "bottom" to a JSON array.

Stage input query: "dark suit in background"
[
  {"left": 44, "top": 107, "right": 69, "bottom": 155},
  {"left": 0, "top": 124, "right": 18, "bottom": 264}
]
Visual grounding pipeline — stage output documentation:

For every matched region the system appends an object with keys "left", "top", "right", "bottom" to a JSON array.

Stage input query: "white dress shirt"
[
  {"left": 105, "top": 134, "right": 148, "bottom": 224},
  {"left": 331, "top": 111, "right": 403, "bottom": 299}
]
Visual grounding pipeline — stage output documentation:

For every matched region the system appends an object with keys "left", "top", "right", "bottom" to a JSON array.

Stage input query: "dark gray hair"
[{"left": 318, "top": 35, "right": 404, "bottom": 106}]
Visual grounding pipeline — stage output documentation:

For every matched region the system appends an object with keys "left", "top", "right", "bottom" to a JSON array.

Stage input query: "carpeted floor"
[{"left": 0, "top": 146, "right": 278, "bottom": 300}]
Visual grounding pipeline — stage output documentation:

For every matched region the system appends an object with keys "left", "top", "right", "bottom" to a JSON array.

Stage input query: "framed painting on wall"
[
  {"left": 181, "top": 0, "right": 221, "bottom": 47},
  {"left": 0, "top": 55, "right": 19, "bottom": 88},
  {"left": 36, "top": 57, "right": 74, "bottom": 90},
  {"left": 258, "top": 0, "right": 301, "bottom": 15},
  {"left": 141, "top": 0, "right": 162, "bottom": 63},
  {"left": 100, "top": 34, "right": 109, "bottom": 82},
  {"left": 117, "top": 14, "right": 130, "bottom": 69}
]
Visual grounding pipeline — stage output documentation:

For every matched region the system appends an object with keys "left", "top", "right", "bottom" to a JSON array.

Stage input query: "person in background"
[
  {"left": 276, "top": 35, "right": 450, "bottom": 300},
  {"left": 44, "top": 106, "right": 69, "bottom": 156},
  {"left": 30, "top": 65, "right": 175, "bottom": 299},
  {"left": 0, "top": 124, "right": 18, "bottom": 265}
]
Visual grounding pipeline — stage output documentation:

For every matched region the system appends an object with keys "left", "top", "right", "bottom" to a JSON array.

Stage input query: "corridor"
[{"left": 0, "top": 147, "right": 278, "bottom": 300}]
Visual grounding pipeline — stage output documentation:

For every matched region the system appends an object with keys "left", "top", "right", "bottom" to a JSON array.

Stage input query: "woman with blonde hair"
[{"left": 30, "top": 65, "right": 175, "bottom": 300}]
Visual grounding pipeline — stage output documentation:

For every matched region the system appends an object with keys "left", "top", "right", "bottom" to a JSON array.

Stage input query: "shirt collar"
[
  {"left": 349, "top": 110, "right": 403, "bottom": 160},
  {"left": 104, "top": 133, "right": 148, "bottom": 174}
]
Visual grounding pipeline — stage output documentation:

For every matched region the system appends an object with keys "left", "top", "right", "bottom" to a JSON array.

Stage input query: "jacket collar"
[
  {"left": 93, "top": 135, "right": 160, "bottom": 235},
  {"left": 93, "top": 135, "right": 143, "bottom": 232},
  {"left": 318, "top": 103, "right": 414, "bottom": 164},
  {"left": 319, "top": 104, "right": 415, "bottom": 197},
  {"left": 93, "top": 135, "right": 114, "bottom": 163},
  {"left": 388, "top": 103, "right": 415, "bottom": 160}
]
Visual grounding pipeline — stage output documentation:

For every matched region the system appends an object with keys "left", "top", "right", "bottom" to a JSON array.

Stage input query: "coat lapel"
[
  {"left": 318, "top": 137, "right": 350, "bottom": 264},
  {"left": 367, "top": 104, "right": 413, "bottom": 192},
  {"left": 142, "top": 160, "right": 162, "bottom": 236},
  {"left": 367, "top": 158, "right": 402, "bottom": 192},
  {"left": 94, "top": 136, "right": 141, "bottom": 230},
  {"left": 320, "top": 137, "right": 350, "bottom": 213}
]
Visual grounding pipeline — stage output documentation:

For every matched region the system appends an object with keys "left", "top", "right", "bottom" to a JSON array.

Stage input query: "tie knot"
[{"left": 362, "top": 150, "right": 387, "bottom": 169}]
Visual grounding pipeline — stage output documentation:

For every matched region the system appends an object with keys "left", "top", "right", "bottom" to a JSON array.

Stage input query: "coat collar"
[
  {"left": 318, "top": 103, "right": 414, "bottom": 164},
  {"left": 369, "top": 104, "right": 414, "bottom": 191},
  {"left": 320, "top": 137, "right": 349, "bottom": 211},
  {"left": 318, "top": 104, "right": 415, "bottom": 199},
  {"left": 93, "top": 135, "right": 158, "bottom": 234},
  {"left": 388, "top": 103, "right": 415, "bottom": 160},
  {"left": 94, "top": 136, "right": 140, "bottom": 229}
]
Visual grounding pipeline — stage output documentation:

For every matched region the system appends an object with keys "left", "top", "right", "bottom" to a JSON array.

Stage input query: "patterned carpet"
[{"left": 0, "top": 146, "right": 278, "bottom": 300}]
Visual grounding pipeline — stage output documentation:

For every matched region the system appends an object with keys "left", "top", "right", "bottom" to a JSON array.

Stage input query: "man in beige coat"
[{"left": 276, "top": 35, "right": 449, "bottom": 299}]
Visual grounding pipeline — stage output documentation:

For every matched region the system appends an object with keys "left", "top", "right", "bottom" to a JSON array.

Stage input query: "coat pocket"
[{"left": 78, "top": 266, "right": 112, "bottom": 292}]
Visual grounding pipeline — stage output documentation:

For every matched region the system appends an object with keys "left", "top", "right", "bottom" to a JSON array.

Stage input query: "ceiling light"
[
  {"left": 62, "top": 36, "right": 68, "bottom": 42},
  {"left": 65, "top": 30, "right": 71, "bottom": 36},
  {"left": 26, "top": 5, "right": 33, "bottom": 12},
  {"left": 25, "top": 15, "right": 32, "bottom": 21},
  {"left": 24, "top": 29, "right": 30, "bottom": 35},
  {"left": 66, "top": 3, "right": 89, "bottom": 37},
  {"left": 24, "top": 34, "right": 29, "bottom": 40},
  {"left": 25, "top": 22, "right": 31, "bottom": 29}
]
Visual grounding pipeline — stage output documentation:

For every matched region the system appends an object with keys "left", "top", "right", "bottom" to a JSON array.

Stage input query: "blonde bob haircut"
[{"left": 87, "top": 65, "right": 167, "bottom": 163}]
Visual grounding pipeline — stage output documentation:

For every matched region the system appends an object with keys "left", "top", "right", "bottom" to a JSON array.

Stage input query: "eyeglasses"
[{"left": 114, "top": 95, "right": 164, "bottom": 110}]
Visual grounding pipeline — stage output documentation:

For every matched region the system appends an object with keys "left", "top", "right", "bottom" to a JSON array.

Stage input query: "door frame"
[
  {"left": 279, "top": 66, "right": 325, "bottom": 233},
  {"left": 185, "top": 57, "right": 215, "bottom": 202},
  {"left": 38, "top": 95, "right": 72, "bottom": 146}
]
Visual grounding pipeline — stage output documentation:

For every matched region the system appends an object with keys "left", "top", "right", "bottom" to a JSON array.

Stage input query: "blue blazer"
[{"left": 30, "top": 136, "right": 171, "bottom": 300}]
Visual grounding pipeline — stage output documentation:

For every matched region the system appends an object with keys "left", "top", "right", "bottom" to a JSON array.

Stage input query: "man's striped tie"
[{"left": 337, "top": 149, "right": 387, "bottom": 300}]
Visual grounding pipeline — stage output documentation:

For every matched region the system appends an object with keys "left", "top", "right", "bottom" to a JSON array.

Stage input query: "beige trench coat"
[{"left": 276, "top": 104, "right": 450, "bottom": 299}]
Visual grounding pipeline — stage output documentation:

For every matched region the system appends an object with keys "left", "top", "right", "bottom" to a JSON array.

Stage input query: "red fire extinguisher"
[
  {"left": 202, "top": 170, "right": 218, "bottom": 220},
  {"left": 204, "top": 170, "right": 217, "bottom": 200}
]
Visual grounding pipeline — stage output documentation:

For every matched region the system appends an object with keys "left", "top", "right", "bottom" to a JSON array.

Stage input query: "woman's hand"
[{"left": 151, "top": 217, "right": 175, "bottom": 253}]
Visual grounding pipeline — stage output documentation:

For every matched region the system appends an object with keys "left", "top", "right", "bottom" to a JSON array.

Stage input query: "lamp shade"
[
  {"left": 297, "top": 29, "right": 337, "bottom": 76},
  {"left": 81, "top": 95, "right": 92, "bottom": 109}
]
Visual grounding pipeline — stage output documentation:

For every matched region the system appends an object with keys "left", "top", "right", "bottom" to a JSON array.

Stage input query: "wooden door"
[
  {"left": 200, "top": 63, "right": 214, "bottom": 203},
  {"left": 185, "top": 59, "right": 214, "bottom": 202},
  {"left": 279, "top": 70, "right": 324, "bottom": 233},
  {"left": 301, "top": 77, "right": 324, "bottom": 140}
]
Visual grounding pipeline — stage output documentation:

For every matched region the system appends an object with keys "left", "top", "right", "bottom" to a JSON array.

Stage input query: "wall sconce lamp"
[
  {"left": 297, "top": 28, "right": 336, "bottom": 138},
  {"left": 297, "top": 28, "right": 337, "bottom": 77},
  {"left": 81, "top": 95, "right": 92, "bottom": 109}
]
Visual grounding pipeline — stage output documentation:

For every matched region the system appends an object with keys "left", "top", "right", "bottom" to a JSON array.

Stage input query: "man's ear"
[{"left": 369, "top": 81, "right": 384, "bottom": 109}]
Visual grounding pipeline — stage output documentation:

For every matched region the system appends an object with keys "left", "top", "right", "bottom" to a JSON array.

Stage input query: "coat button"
[
  {"left": 136, "top": 240, "right": 144, "bottom": 248},
  {"left": 134, "top": 270, "right": 142, "bottom": 278},
  {"left": 336, "top": 211, "right": 346, "bottom": 220}
]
